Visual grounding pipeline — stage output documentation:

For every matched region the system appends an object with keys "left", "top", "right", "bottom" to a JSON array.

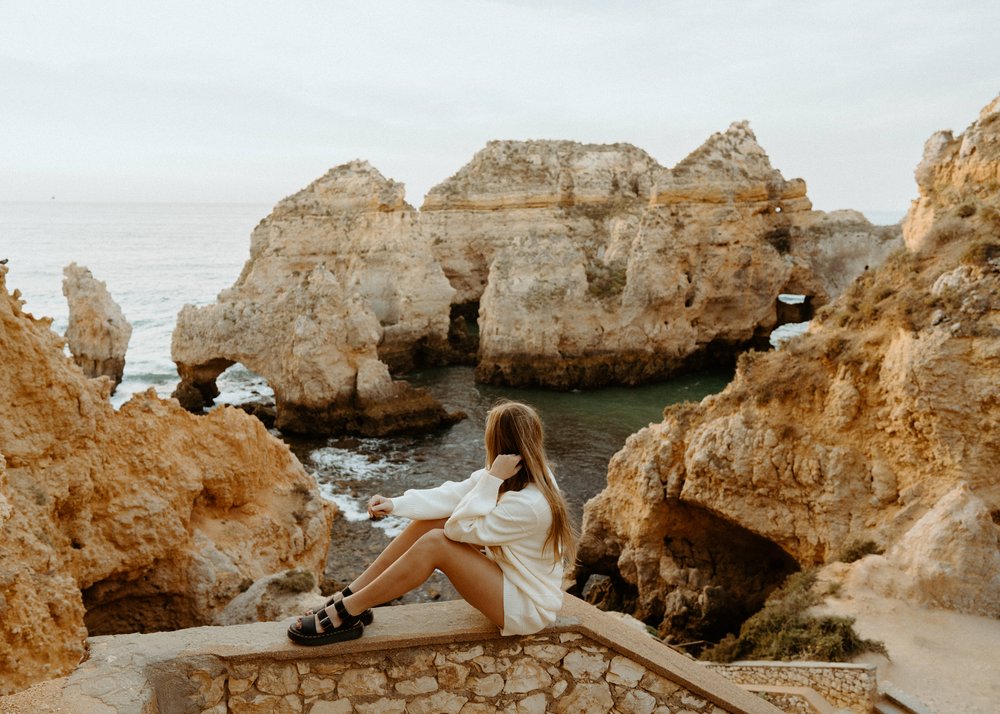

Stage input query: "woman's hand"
[
  {"left": 368, "top": 494, "right": 394, "bottom": 520},
  {"left": 488, "top": 454, "right": 523, "bottom": 480}
]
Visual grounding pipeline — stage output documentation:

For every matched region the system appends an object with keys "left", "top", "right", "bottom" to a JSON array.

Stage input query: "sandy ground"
[{"left": 818, "top": 585, "right": 1000, "bottom": 713}]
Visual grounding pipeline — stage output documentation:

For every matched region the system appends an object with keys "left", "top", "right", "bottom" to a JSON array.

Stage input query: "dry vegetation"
[{"left": 701, "top": 570, "right": 887, "bottom": 663}]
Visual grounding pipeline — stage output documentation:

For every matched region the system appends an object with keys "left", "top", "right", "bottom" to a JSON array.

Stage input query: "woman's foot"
[
  {"left": 303, "top": 586, "right": 374, "bottom": 625},
  {"left": 287, "top": 599, "right": 365, "bottom": 646}
]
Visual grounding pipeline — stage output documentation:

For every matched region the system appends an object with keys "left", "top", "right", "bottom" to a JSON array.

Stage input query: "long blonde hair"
[{"left": 484, "top": 400, "right": 577, "bottom": 566}]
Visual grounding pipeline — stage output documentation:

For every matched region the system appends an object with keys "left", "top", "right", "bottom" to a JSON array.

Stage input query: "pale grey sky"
[{"left": 1, "top": 1, "right": 998, "bottom": 215}]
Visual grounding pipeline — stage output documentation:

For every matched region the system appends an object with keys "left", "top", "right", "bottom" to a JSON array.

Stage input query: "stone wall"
[
  {"left": 707, "top": 661, "right": 878, "bottom": 713},
  {"left": 1, "top": 598, "right": 782, "bottom": 714},
  {"left": 189, "top": 632, "right": 735, "bottom": 714}
]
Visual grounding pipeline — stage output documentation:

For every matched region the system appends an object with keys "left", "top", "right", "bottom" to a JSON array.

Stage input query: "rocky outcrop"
[
  {"left": 427, "top": 127, "right": 900, "bottom": 388},
  {"left": 577, "top": 96, "right": 1000, "bottom": 642},
  {"left": 0, "top": 265, "right": 335, "bottom": 695},
  {"left": 171, "top": 161, "right": 461, "bottom": 436},
  {"left": 61, "top": 263, "right": 132, "bottom": 391},
  {"left": 173, "top": 132, "right": 899, "bottom": 433}
]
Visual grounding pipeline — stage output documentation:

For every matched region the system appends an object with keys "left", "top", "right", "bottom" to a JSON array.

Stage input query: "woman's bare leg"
[
  {"left": 347, "top": 518, "right": 448, "bottom": 591},
  {"left": 337, "top": 530, "right": 504, "bottom": 628}
]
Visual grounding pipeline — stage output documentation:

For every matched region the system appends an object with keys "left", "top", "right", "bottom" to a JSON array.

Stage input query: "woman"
[{"left": 288, "top": 400, "right": 576, "bottom": 645}]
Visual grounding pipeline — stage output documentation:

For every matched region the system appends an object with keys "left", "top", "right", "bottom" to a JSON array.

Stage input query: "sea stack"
[
  {"left": 62, "top": 262, "right": 132, "bottom": 392},
  {"left": 576, "top": 95, "right": 1000, "bottom": 642},
  {"left": 171, "top": 161, "right": 461, "bottom": 435},
  {"left": 424, "top": 128, "right": 901, "bottom": 388}
]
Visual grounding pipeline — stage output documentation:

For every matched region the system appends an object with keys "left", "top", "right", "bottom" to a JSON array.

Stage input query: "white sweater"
[{"left": 390, "top": 469, "right": 564, "bottom": 635}]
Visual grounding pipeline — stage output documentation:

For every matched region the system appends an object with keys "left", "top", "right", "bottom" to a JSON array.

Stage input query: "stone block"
[
  {"left": 406, "top": 690, "right": 468, "bottom": 714},
  {"left": 190, "top": 670, "right": 225, "bottom": 706},
  {"left": 395, "top": 675, "right": 438, "bottom": 696},
  {"left": 257, "top": 663, "right": 300, "bottom": 695},
  {"left": 310, "top": 700, "right": 353, "bottom": 714},
  {"left": 562, "top": 651, "right": 608, "bottom": 680},
  {"left": 468, "top": 674, "right": 505, "bottom": 697},
  {"left": 607, "top": 655, "right": 646, "bottom": 687},
  {"left": 338, "top": 668, "right": 388, "bottom": 697},
  {"left": 459, "top": 704, "right": 496, "bottom": 714},
  {"left": 300, "top": 676, "right": 337, "bottom": 697},
  {"left": 355, "top": 698, "right": 405, "bottom": 713},
  {"left": 448, "top": 645, "right": 484, "bottom": 663},
  {"left": 616, "top": 688, "right": 656, "bottom": 714},
  {"left": 516, "top": 692, "right": 549, "bottom": 714},
  {"left": 502, "top": 659, "right": 552, "bottom": 694},
  {"left": 523, "top": 644, "right": 569, "bottom": 663},
  {"left": 437, "top": 662, "right": 470, "bottom": 689},
  {"left": 640, "top": 671, "right": 680, "bottom": 697},
  {"left": 553, "top": 681, "right": 614, "bottom": 713}
]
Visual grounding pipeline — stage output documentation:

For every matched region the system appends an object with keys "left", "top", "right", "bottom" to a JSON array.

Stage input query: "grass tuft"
[{"left": 700, "top": 570, "right": 887, "bottom": 663}]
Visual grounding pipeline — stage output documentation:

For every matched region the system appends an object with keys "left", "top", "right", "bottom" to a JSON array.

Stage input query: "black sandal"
[
  {"left": 303, "top": 585, "right": 374, "bottom": 625},
  {"left": 287, "top": 598, "right": 365, "bottom": 646}
]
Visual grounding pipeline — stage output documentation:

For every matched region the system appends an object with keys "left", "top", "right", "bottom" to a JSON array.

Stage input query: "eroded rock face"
[
  {"left": 0, "top": 265, "right": 335, "bottom": 694},
  {"left": 578, "top": 96, "right": 1000, "bottom": 640},
  {"left": 61, "top": 263, "right": 132, "bottom": 391},
  {"left": 428, "top": 127, "right": 900, "bottom": 388},
  {"left": 171, "top": 161, "right": 461, "bottom": 435},
  {"left": 174, "top": 132, "right": 899, "bottom": 431}
]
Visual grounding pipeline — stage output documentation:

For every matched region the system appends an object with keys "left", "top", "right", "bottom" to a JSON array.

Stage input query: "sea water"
[{"left": 0, "top": 201, "right": 731, "bottom": 533}]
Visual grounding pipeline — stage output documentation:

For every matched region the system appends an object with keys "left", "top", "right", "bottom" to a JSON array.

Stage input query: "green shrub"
[
  {"left": 700, "top": 570, "right": 887, "bottom": 663},
  {"left": 272, "top": 568, "right": 315, "bottom": 593},
  {"left": 838, "top": 540, "right": 883, "bottom": 563}
]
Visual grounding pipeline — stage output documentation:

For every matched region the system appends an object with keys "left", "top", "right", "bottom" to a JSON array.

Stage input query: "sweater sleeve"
[
  {"left": 443, "top": 473, "right": 541, "bottom": 546},
  {"left": 390, "top": 470, "right": 484, "bottom": 521}
]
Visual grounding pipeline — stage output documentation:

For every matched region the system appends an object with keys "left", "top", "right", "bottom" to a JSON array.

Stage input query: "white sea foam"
[
  {"left": 770, "top": 321, "right": 811, "bottom": 348},
  {"left": 315, "top": 482, "right": 407, "bottom": 538}
]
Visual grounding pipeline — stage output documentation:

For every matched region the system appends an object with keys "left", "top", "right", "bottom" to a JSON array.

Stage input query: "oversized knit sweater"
[{"left": 390, "top": 468, "right": 564, "bottom": 635}]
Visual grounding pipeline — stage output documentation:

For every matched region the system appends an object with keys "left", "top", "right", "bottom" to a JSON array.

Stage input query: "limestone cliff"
[
  {"left": 61, "top": 262, "right": 132, "bottom": 391},
  {"left": 577, "top": 97, "right": 1000, "bottom": 642},
  {"left": 428, "top": 128, "right": 899, "bottom": 388},
  {"left": 173, "top": 133, "right": 899, "bottom": 434},
  {"left": 0, "top": 265, "right": 335, "bottom": 695},
  {"left": 171, "top": 161, "right": 461, "bottom": 435}
]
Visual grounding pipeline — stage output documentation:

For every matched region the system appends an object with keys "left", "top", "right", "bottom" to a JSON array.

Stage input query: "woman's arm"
[
  {"left": 375, "top": 470, "right": 487, "bottom": 521},
  {"left": 443, "top": 455, "right": 542, "bottom": 545}
]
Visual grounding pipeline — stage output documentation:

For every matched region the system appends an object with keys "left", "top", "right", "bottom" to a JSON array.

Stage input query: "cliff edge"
[
  {"left": 577, "top": 96, "right": 1000, "bottom": 642},
  {"left": 0, "top": 266, "right": 335, "bottom": 695}
]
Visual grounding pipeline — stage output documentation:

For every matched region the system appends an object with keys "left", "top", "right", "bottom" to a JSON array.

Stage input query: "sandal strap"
[
  {"left": 335, "top": 597, "right": 362, "bottom": 627},
  {"left": 342, "top": 585, "right": 353, "bottom": 597}
]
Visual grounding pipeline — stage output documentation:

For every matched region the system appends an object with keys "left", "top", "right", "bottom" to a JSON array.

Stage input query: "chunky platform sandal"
[
  {"left": 287, "top": 598, "right": 365, "bottom": 646},
  {"left": 303, "top": 585, "right": 374, "bottom": 626}
]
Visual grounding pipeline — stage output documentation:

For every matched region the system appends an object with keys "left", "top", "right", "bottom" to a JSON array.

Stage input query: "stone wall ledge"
[{"left": 1, "top": 596, "right": 782, "bottom": 714}]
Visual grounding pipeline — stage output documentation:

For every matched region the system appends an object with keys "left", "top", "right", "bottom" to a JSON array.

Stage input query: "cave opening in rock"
[
  {"left": 212, "top": 362, "right": 276, "bottom": 427},
  {"left": 775, "top": 293, "right": 814, "bottom": 325},
  {"left": 447, "top": 301, "right": 480, "bottom": 365},
  {"left": 578, "top": 501, "right": 799, "bottom": 652}
]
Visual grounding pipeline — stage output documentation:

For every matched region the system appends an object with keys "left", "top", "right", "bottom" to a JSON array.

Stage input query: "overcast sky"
[{"left": 2, "top": 1, "right": 997, "bottom": 215}]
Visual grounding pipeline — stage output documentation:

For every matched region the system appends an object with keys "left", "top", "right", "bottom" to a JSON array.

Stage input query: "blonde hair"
[{"left": 484, "top": 400, "right": 577, "bottom": 566}]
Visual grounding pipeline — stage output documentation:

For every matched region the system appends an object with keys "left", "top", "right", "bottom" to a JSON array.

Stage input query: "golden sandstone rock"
[
  {"left": 173, "top": 128, "right": 899, "bottom": 432},
  {"left": 0, "top": 264, "right": 335, "bottom": 694},
  {"left": 171, "top": 161, "right": 461, "bottom": 435},
  {"left": 578, "top": 96, "right": 1000, "bottom": 641},
  {"left": 61, "top": 262, "right": 132, "bottom": 391}
]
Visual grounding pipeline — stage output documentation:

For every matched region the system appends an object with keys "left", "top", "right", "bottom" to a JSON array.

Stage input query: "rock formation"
[
  {"left": 171, "top": 161, "right": 462, "bottom": 436},
  {"left": 449, "top": 127, "right": 901, "bottom": 388},
  {"left": 577, "top": 96, "right": 1000, "bottom": 642},
  {"left": 0, "top": 264, "right": 335, "bottom": 695},
  {"left": 173, "top": 129, "right": 899, "bottom": 434},
  {"left": 61, "top": 262, "right": 132, "bottom": 391}
]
